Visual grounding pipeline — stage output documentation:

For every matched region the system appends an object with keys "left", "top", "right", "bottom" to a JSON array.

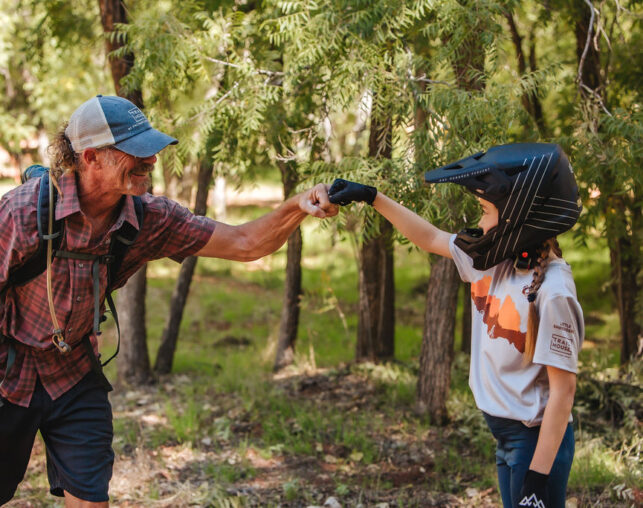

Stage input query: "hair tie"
[{"left": 527, "top": 292, "right": 537, "bottom": 303}]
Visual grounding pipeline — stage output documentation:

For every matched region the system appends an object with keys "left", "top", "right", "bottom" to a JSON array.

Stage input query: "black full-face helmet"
[{"left": 425, "top": 143, "right": 582, "bottom": 270}]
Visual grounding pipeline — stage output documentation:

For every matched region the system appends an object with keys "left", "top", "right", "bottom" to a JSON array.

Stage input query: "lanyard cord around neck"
[
  {"left": 45, "top": 173, "right": 123, "bottom": 367},
  {"left": 46, "top": 173, "right": 71, "bottom": 354}
]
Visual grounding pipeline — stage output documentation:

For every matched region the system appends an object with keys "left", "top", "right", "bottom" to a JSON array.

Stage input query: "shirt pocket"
[{"left": 58, "top": 258, "right": 108, "bottom": 341}]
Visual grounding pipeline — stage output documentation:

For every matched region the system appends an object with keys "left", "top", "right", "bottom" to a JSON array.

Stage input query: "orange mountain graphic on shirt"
[{"left": 471, "top": 276, "right": 526, "bottom": 353}]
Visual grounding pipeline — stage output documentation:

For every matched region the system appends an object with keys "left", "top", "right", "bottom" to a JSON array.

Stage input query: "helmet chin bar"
[
  {"left": 453, "top": 227, "right": 494, "bottom": 270},
  {"left": 455, "top": 226, "right": 540, "bottom": 270}
]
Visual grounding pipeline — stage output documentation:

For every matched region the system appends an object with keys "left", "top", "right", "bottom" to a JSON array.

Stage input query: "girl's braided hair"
[
  {"left": 47, "top": 124, "right": 79, "bottom": 179},
  {"left": 524, "top": 237, "right": 563, "bottom": 362}
]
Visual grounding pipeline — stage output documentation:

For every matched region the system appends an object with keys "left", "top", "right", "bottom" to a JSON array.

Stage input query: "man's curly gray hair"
[{"left": 47, "top": 124, "right": 80, "bottom": 179}]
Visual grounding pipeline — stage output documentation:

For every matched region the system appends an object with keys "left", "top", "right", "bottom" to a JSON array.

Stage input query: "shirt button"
[
  {"left": 76, "top": 296, "right": 82, "bottom": 302},
  {"left": 68, "top": 328, "right": 73, "bottom": 333},
  {"left": 79, "top": 263, "right": 84, "bottom": 268}
]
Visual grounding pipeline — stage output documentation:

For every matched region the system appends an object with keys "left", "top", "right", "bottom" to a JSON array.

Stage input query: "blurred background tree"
[{"left": 0, "top": 0, "right": 109, "bottom": 173}]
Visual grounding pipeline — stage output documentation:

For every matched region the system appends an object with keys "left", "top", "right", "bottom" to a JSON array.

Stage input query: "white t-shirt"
[{"left": 449, "top": 235, "right": 584, "bottom": 427}]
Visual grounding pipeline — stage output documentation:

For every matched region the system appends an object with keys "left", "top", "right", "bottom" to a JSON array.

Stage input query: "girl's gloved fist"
[
  {"left": 328, "top": 178, "right": 377, "bottom": 206},
  {"left": 518, "top": 470, "right": 549, "bottom": 508}
]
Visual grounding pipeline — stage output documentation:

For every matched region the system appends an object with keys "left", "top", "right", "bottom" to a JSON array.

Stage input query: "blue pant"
[
  {"left": 0, "top": 372, "right": 114, "bottom": 504},
  {"left": 483, "top": 412, "right": 574, "bottom": 508}
]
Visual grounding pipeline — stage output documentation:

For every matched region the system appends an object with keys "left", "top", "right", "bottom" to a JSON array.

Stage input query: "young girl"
[{"left": 328, "top": 143, "right": 584, "bottom": 508}]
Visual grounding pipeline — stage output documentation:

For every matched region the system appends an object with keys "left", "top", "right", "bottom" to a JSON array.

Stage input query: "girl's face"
[{"left": 477, "top": 197, "right": 499, "bottom": 234}]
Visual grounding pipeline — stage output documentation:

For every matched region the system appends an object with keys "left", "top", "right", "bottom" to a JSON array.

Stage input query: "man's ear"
[{"left": 80, "top": 148, "right": 101, "bottom": 169}]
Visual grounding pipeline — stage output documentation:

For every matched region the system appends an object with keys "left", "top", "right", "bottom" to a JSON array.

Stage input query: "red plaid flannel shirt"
[{"left": 0, "top": 172, "right": 216, "bottom": 407}]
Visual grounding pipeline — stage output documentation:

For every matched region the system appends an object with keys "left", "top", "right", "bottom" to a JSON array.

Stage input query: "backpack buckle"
[{"left": 52, "top": 331, "right": 71, "bottom": 354}]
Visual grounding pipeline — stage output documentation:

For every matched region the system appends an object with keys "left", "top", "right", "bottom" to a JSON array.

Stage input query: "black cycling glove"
[
  {"left": 518, "top": 469, "right": 549, "bottom": 508},
  {"left": 328, "top": 178, "right": 377, "bottom": 206}
]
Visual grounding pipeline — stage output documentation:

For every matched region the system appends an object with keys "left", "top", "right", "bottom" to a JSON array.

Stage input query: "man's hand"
[
  {"left": 298, "top": 183, "right": 339, "bottom": 218},
  {"left": 518, "top": 470, "right": 549, "bottom": 508},
  {"left": 328, "top": 178, "right": 377, "bottom": 206}
]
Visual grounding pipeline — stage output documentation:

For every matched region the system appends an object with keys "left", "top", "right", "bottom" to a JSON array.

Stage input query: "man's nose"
[{"left": 141, "top": 154, "right": 157, "bottom": 164}]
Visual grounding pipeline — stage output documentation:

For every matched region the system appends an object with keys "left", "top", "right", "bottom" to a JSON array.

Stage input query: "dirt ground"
[{"left": 8, "top": 368, "right": 503, "bottom": 508}]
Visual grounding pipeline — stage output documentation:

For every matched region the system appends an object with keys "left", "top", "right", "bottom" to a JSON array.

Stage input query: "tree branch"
[
  {"left": 203, "top": 56, "right": 284, "bottom": 77},
  {"left": 577, "top": 0, "right": 612, "bottom": 117},
  {"left": 577, "top": 0, "right": 596, "bottom": 86},
  {"left": 411, "top": 74, "right": 453, "bottom": 86},
  {"left": 189, "top": 81, "right": 240, "bottom": 121},
  {"left": 580, "top": 83, "right": 613, "bottom": 117}
]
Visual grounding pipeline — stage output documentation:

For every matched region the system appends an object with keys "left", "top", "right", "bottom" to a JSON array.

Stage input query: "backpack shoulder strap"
[
  {"left": 96, "top": 195, "right": 144, "bottom": 368},
  {"left": 106, "top": 195, "right": 144, "bottom": 289},
  {"left": 6, "top": 172, "right": 63, "bottom": 289}
]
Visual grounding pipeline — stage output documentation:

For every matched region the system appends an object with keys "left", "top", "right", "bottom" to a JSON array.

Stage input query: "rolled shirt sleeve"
[
  {"left": 112, "top": 195, "right": 217, "bottom": 288},
  {"left": 533, "top": 294, "right": 584, "bottom": 373}
]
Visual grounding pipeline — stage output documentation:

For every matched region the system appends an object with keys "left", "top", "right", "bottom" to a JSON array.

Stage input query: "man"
[{"left": 0, "top": 95, "right": 337, "bottom": 507}]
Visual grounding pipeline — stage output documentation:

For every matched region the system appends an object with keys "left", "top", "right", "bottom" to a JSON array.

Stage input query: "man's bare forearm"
[{"left": 195, "top": 183, "right": 337, "bottom": 261}]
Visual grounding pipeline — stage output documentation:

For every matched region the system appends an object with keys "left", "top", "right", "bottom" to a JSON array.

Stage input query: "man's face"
[{"left": 98, "top": 148, "right": 157, "bottom": 196}]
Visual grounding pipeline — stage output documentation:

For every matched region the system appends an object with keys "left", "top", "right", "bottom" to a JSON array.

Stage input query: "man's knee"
[{"left": 64, "top": 489, "right": 109, "bottom": 508}]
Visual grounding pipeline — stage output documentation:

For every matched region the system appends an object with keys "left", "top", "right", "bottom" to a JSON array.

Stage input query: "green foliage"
[
  {"left": 164, "top": 387, "right": 208, "bottom": 443},
  {"left": 354, "top": 361, "right": 418, "bottom": 408},
  {"left": 282, "top": 478, "right": 300, "bottom": 501},
  {"left": 258, "top": 392, "right": 381, "bottom": 462},
  {"left": 0, "top": 0, "right": 109, "bottom": 156},
  {"left": 113, "top": 0, "right": 281, "bottom": 180}
]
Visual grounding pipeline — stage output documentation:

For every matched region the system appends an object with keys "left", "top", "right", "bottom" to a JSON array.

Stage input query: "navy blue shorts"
[
  {"left": 483, "top": 412, "right": 575, "bottom": 508},
  {"left": 0, "top": 371, "right": 114, "bottom": 504}
]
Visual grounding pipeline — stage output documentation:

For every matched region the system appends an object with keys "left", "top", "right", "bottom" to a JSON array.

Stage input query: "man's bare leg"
[{"left": 64, "top": 490, "right": 108, "bottom": 508}]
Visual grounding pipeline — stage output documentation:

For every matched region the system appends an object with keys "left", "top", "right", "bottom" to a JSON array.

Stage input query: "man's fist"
[
  {"left": 328, "top": 178, "right": 377, "bottom": 206},
  {"left": 298, "top": 183, "right": 338, "bottom": 218}
]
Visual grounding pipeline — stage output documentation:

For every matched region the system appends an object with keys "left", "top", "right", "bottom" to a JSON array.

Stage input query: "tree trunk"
[
  {"left": 213, "top": 176, "right": 227, "bottom": 220},
  {"left": 356, "top": 103, "right": 395, "bottom": 362},
  {"left": 505, "top": 12, "right": 548, "bottom": 137},
  {"left": 572, "top": 3, "right": 641, "bottom": 363},
  {"left": 575, "top": 5, "right": 602, "bottom": 99},
  {"left": 116, "top": 267, "right": 152, "bottom": 384},
  {"left": 607, "top": 193, "right": 642, "bottom": 364},
  {"left": 274, "top": 159, "right": 303, "bottom": 371},
  {"left": 416, "top": 257, "right": 460, "bottom": 423},
  {"left": 416, "top": 27, "right": 486, "bottom": 420},
  {"left": 274, "top": 227, "right": 303, "bottom": 370},
  {"left": 357, "top": 220, "right": 395, "bottom": 360},
  {"left": 99, "top": 0, "right": 150, "bottom": 385},
  {"left": 447, "top": 31, "right": 486, "bottom": 93},
  {"left": 155, "top": 160, "right": 213, "bottom": 374},
  {"left": 461, "top": 282, "right": 472, "bottom": 354},
  {"left": 610, "top": 232, "right": 642, "bottom": 363},
  {"left": 97, "top": 0, "right": 142, "bottom": 106}
]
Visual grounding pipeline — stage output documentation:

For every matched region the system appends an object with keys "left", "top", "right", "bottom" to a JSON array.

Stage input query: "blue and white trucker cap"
[{"left": 65, "top": 95, "right": 177, "bottom": 158}]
